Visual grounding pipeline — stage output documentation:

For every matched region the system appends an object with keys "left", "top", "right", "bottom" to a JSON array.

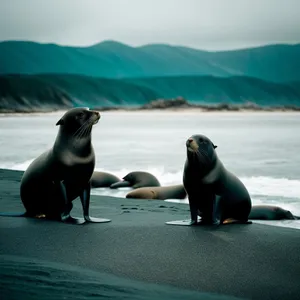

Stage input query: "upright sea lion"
[
  {"left": 166, "top": 134, "right": 252, "bottom": 226},
  {"left": 249, "top": 205, "right": 300, "bottom": 220},
  {"left": 126, "top": 185, "right": 187, "bottom": 200},
  {"left": 91, "top": 171, "right": 121, "bottom": 188},
  {"left": 110, "top": 171, "right": 160, "bottom": 189},
  {"left": 0, "top": 107, "right": 111, "bottom": 225}
]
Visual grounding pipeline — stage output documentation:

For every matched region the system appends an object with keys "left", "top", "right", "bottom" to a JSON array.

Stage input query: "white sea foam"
[
  {"left": 93, "top": 167, "right": 300, "bottom": 199},
  {"left": 3, "top": 162, "right": 300, "bottom": 203},
  {"left": 1, "top": 160, "right": 34, "bottom": 171},
  {"left": 240, "top": 176, "right": 300, "bottom": 199}
]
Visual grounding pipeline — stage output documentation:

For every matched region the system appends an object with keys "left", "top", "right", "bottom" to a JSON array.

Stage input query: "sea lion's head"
[
  {"left": 186, "top": 134, "right": 218, "bottom": 168},
  {"left": 56, "top": 107, "right": 100, "bottom": 138},
  {"left": 274, "top": 207, "right": 296, "bottom": 220}
]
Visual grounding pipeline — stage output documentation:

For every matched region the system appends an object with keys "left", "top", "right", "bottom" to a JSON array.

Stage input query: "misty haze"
[{"left": 0, "top": 2, "right": 300, "bottom": 300}]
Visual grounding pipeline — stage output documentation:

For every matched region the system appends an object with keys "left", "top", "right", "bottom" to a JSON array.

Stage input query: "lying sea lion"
[
  {"left": 166, "top": 134, "right": 252, "bottom": 226},
  {"left": 110, "top": 171, "right": 160, "bottom": 189},
  {"left": 91, "top": 171, "right": 121, "bottom": 188},
  {"left": 126, "top": 185, "right": 187, "bottom": 200},
  {"left": 0, "top": 107, "right": 111, "bottom": 225},
  {"left": 249, "top": 205, "right": 300, "bottom": 220}
]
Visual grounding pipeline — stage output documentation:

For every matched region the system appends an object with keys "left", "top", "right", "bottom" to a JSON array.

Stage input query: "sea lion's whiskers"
[
  {"left": 77, "top": 127, "right": 87, "bottom": 140},
  {"left": 83, "top": 123, "right": 93, "bottom": 138},
  {"left": 74, "top": 119, "right": 93, "bottom": 139},
  {"left": 73, "top": 122, "right": 87, "bottom": 138},
  {"left": 75, "top": 125, "right": 87, "bottom": 140},
  {"left": 79, "top": 123, "right": 90, "bottom": 139},
  {"left": 83, "top": 120, "right": 94, "bottom": 137},
  {"left": 74, "top": 117, "right": 94, "bottom": 138},
  {"left": 195, "top": 149, "right": 206, "bottom": 164}
]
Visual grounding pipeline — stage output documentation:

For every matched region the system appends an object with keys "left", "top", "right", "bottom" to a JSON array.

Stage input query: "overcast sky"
[{"left": 0, "top": 0, "right": 299, "bottom": 50}]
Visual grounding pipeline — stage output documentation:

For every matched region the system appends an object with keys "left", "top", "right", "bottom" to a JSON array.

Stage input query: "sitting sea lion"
[
  {"left": 110, "top": 171, "right": 160, "bottom": 189},
  {"left": 91, "top": 171, "right": 121, "bottom": 188},
  {"left": 0, "top": 107, "right": 111, "bottom": 225},
  {"left": 166, "top": 134, "right": 252, "bottom": 226},
  {"left": 126, "top": 185, "right": 187, "bottom": 200},
  {"left": 249, "top": 205, "right": 300, "bottom": 220}
]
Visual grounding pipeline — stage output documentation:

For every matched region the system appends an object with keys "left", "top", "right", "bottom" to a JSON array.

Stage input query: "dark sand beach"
[{"left": 0, "top": 168, "right": 300, "bottom": 300}]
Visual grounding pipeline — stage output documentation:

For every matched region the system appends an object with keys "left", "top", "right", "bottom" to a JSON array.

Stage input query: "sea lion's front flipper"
[
  {"left": 58, "top": 181, "right": 86, "bottom": 225},
  {"left": 165, "top": 195, "right": 200, "bottom": 226},
  {"left": 80, "top": 182, "right": 111, "bottom": 223},
  {"left": 110, "top": 180, "right": 131, "bottom": 189},
  {"left": 165, "top": 219, "right": 199, "bottom": 226},
  {"left": 211, "top": 195, "right": 221, "bottom": 225},
  {"left": 61, "top": 215, "right": 86, "bottom": 225},
  {"left": 189, "top": 196, "right": 199, "bottom": 224}
]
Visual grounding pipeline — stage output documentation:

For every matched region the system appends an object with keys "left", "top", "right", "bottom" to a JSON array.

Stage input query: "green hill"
[
  {"left": 1, "top": 74, "right": 300, "bottom": 112},
  {"left": 1, "top": 41, "right": 300, "bottom": 82}
]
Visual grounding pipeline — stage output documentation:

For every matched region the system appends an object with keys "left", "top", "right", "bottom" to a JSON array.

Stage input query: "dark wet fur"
[
  {"left": 184, "top": 134, "right": 252, "bottom": 225},
  {"left": 249, "top": 205, "right": 300, "bottom": 220},
  {"left": 0, "top": 108, "right": 102, "bottom": 222}
]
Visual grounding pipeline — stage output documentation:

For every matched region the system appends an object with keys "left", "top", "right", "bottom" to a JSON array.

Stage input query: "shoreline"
[
  {"left": 2, "top": 98, "right": 300, "bottom": 115},
  {"left": 2, "top": 166, "right": 299, "bottom": 231},
  {"left": 2, "top": 106, "right": 300, "bottom": 116}
]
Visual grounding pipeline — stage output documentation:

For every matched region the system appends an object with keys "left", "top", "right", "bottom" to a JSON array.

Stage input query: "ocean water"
[{"left": 0, "top": 110, "right": 300, "bottom": 230}]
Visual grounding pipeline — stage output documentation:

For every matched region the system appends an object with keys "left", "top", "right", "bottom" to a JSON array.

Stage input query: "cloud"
[{"left": 0, "top": 0, "right": 299, "bottom": 50}]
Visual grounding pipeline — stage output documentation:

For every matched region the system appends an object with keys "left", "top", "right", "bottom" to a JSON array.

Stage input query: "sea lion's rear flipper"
[
  {"left": 110, "top": 181, "right": 131, "bottom": 189},
  {"left": 80, "top": 183, "right": 111, "bottom": 223}
]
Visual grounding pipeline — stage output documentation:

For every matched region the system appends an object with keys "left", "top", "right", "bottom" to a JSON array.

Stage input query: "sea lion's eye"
[
  {"left": 199, "top": 138, "right": 203, "bottom": 143},
  {"left": 77, "top": 112, "right": 84, "bottom": 118}
]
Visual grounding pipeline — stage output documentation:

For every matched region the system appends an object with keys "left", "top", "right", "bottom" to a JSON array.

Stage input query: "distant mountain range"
[
  {"left": 1, "top": 74, "right": 300, "bottom": 112},
  {"left": 1, "top": 40, "right": 300, "bottom": 112},
  {"left": 1, "top": 40, "right": 300, "bottom": 82}
]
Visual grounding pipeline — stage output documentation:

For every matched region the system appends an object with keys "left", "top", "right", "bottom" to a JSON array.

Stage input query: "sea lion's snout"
[
  {"left": 186, "top": 138, "right": 193, "bottom": 146},
  {"left": 186, "top": 138, "right": 198, "bottom": 151},
  {"left": 92, "top": 111, "right": 101, "bottom": 124}
]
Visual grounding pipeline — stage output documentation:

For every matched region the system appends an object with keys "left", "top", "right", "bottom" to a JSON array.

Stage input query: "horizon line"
[{"left": 0, "top": 38, "right": 299, "bottom": 52}]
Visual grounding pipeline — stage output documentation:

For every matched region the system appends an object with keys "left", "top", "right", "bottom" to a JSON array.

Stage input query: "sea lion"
[
  {"left": 91, "top": 171, "right": 121, "bottom": 188},
  {"left": 110, "top": 171, "right": 160, "bottom": 189},
  {"left": 249, "top": 205, "right": 300, "bottom": 220},
  {"left": 166, "top": 134, "right": 252, "bottom": 226},
  {"left": 0, "top": 107, "right": 111, "bottom": 225},
  {"left": 126, "top": 185, "right": 187, "bottom": 200}
]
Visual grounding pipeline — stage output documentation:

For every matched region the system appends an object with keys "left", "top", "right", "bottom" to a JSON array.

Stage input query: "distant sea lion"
[
  {"left": 0, "top": 107, "right": 111, "bottom": 225},
  {"left": 126, "top": 185, "right": 187, "bottom": 200},
  {"left": 110, "top": 171, "right": 160, "bottom": 189},
  {"left": 166, "top": 134, "right": 252, "bottom": 226},
  {"left": 91, "top": 171, "right": 121, "bottom": 188},
  {"left": 249, "top": 205, "right": 300, "bottom": 220}
]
